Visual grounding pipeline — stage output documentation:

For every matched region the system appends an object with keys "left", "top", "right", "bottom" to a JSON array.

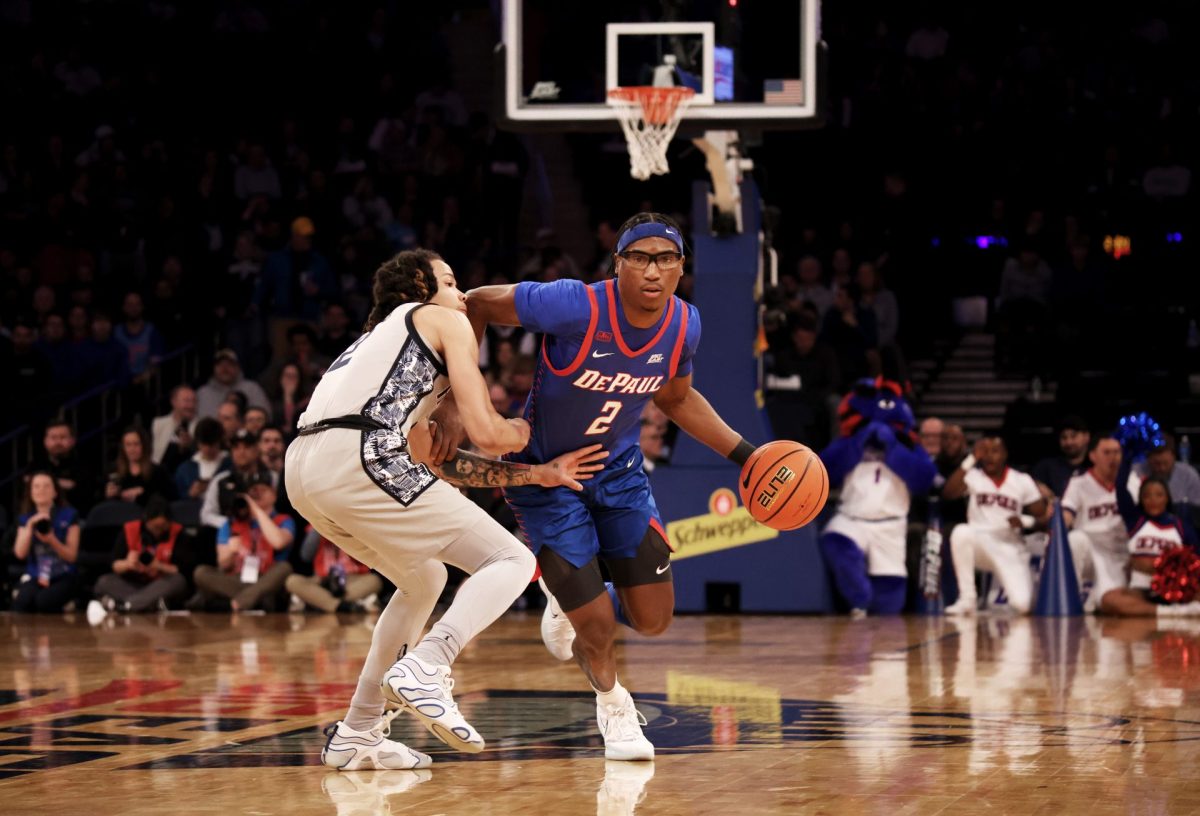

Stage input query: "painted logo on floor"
[{"left": 2, "top": 673, "right": 1199, "bottom": 778}]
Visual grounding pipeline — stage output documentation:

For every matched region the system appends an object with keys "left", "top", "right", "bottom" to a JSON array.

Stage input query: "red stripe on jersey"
[
  {"left": 1147, "top": 518, "right": 1183, "bottom": 532},
  {"left": 649, "top": 516, "right": 676, "bottom": 553},
  {"left": 1087, "top": 469, "right": 1116, "bottom": 491},
  {"left": 541, "top": 284, "right": 599, "bottom": 377},
  {"left": 605, "top": 279, "right": 677, "bottom": 358},
  {"left": 668, "top": 299, "right": 689, "bottom": 380}
]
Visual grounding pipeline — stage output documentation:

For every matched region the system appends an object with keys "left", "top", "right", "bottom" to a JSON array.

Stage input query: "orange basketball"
[{"left": 738, "top": 440, "right": 829, "bottom": 531}]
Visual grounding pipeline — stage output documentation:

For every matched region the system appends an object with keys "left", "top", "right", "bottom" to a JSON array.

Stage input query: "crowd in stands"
[{"left": 1, "top": 3, "right": 1197, "bottom": 614}]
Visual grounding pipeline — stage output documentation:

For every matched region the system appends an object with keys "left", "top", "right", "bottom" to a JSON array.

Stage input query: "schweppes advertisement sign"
[{"left": 667, "top": 488, "right": 779, "bottom": 561}]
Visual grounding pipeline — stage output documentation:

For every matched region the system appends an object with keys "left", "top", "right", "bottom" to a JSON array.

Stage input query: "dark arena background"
[{"left": 2, "top": 1, "right": 1199, "bottom": 814}]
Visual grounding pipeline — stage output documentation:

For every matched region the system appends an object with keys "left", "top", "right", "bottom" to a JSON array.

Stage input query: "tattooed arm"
[
  {"left": 433, "top": 449, "right": 539, "bottom": 488},
  {"left": 410, "top": 420, "right": 607, "bottom": 491}
]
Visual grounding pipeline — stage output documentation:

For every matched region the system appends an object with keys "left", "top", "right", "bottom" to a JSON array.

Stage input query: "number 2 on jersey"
[
  {"left": 326, "top": 333, "right": 369, "bottom": 374},
  {"left": 585, "top": 401, "right": 622, "bottom": 435}
]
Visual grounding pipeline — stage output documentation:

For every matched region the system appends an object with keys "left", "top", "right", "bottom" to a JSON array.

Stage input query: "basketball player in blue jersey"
[{"left": 440, "top": 213, "right": 757, "bottom": 761}]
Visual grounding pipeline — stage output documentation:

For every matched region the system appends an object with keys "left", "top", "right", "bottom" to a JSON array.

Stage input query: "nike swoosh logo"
[
  {"left": 656, "top": 563, "right": 670, "bottom": 574},
  {"left": 592, "top": 351, "right": 614, "bottom": 358},
  {"left": 742, "top": 471, "right": 752, "bottom": 489},
  {"left": 627, "top": 459, "right": 635, "bottom": 469}
]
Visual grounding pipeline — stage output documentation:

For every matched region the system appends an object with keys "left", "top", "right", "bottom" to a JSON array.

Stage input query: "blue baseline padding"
[
  {"left": 648, "top": 178, "right": 833, "bottom": 612},
  {"left": 650, "top": 464, "right": 832, "bottom": 612}
]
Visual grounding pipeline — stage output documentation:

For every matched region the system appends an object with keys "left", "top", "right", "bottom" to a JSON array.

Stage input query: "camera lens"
[
  {"left": 34, "top": 519, "right": 51, "bottom": 535},
  {"left": 139, "top": 549, "right": 155, "bottom": 566}
]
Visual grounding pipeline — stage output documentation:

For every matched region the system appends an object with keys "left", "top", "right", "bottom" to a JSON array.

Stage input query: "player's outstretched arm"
[
  {"left": 408, "top": 420, "right": 607, "bottom": 491},
  {"left": 465, "top": 284, "right": 521, "bottom": 339},
  {"left": 653, "top": 374, "right": 753, "bottom": 465}
]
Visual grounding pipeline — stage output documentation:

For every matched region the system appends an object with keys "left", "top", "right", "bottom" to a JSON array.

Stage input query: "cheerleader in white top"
[
  {"left": 1098, "top": 441, "right": 1200, "bottom": 616},
  {"left": 941, "top": 437, "right": 1050, "bottom": 615}
]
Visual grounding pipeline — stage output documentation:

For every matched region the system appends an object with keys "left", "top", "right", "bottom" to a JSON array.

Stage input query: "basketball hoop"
[{"left": 607, "top": 86, "right": 695, "bottom": 180}]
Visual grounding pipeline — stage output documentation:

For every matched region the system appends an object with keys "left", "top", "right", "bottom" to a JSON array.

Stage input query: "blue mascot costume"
[{"left": 818, "top": 378, "right": 936, "bottom": 615}]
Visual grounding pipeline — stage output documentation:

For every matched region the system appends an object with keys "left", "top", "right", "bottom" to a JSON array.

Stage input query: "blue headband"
[{"left": 616, "top": 222, "right": 684, "bottom": 255}]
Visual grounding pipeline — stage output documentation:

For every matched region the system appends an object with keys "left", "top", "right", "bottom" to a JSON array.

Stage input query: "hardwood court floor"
[{"left": 2, "top": 610, "right": 1199, "bottom": 815}]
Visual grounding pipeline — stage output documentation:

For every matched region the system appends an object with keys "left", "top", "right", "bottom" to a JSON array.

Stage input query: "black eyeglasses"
[{"left": 617, "top": 250, "right": 685, "bottom": 270}]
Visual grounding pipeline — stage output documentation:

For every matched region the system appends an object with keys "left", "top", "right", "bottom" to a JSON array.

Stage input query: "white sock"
[
  {"left": 410, "top": 619, "right": 467, "bottom": 668},
  {"left": 343, "top": 560, "right": 447, "bottom": 731},
  {"left": 409, "top": 523, "right": 535, "bottom": 670},
  {"left": 594, "top": 679, "right": 628, "bottom": 707}
]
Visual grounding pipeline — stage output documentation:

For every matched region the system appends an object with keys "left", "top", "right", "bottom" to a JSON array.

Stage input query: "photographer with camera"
[
  {"left": 286, "top": 525, "right": 382, "bottom": 613},
  {"left": 191, "top": 471, "right": 294, "bottom": 611},
  {"left": 12, "top": 471, "right": 81, "bottom": 613},
  {"left": 90, "top": 496, "right": 189, "bottom": 614},
  {"left": 200, "top": 429, "right": 278, "bottom": 530}
]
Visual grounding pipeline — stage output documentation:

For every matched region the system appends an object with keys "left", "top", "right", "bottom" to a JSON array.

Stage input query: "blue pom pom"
[{"left": 1115, "top": 412, "right": 1165, "bottom": 455}]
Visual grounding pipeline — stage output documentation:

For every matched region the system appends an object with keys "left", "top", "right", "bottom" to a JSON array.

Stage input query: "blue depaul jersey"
[{"left": 511, "top": 279, "right": 701, "bottom": 466}]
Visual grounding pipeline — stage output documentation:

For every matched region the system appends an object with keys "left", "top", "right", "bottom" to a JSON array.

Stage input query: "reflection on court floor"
[{"left": 2, "top": 612, "right": 1199, "bottom": 815}]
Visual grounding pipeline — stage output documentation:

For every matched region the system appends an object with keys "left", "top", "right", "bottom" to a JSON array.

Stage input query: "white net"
[{"left": 607, "top": 87, "right": 695, "bottom": 180}]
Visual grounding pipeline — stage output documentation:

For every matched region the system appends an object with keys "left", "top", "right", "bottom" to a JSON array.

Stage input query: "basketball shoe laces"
[
  {"left": 324, "top": 707, "right": 404, "bottom": 742},
  {"left": 428, "top": 666, "right": 462, "bottom": 713},
  {"left": 600, "top": 697, "right": 648, "bottom": 743},
  {"left": 374, "top": 707, "right": 403, "bottom": 739}
]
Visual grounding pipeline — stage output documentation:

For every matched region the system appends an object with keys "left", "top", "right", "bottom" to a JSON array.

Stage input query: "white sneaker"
[
  {"left": 86, "top": 599, "right": 109, "bottom": 626},
  {"left": 1159, "top": 601, "right": 1200, "bottom": 617},
  {"left": 321, "top": 769, "right": 432, "bottom": 816},
  {"left": 539, "top": 577, "right": 576, "bottom": 661},
  {"left": 944, "top": 597, "right": 978, "bottom": 616},
  {"left": 361, "top": 593, "right": 380, "bottom": 613},
  {"left": 381, "top": 653, "right": 484, "bottom": 753},
  {"left": 849, "top": 608, "right": 868, "bottom": 620},
  {"left": 597, "top": 760, "right": 655, "bottom": 816},
  {"left": 320, "top": 710, "right": 433, "bottom": 771},
  {"left": 597, "top": 692, "right": 654, "bottom": 761},
  {"left": 289, "top": 593, "right": 306, "bottom": 612}
]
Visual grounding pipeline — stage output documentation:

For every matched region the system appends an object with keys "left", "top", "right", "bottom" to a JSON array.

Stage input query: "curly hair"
[{"left": 364, "top": 249, "right": 442, "bottom": 331}]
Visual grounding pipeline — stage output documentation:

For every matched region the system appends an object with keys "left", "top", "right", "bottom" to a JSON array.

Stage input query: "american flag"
[{"left": 763, "top": 78, "right": 804, "bottom": 105}]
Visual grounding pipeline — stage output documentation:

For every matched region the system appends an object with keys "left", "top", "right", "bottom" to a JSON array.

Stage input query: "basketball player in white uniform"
[
  {"left": 942, "top": 437, "right": 1049, "bottom": 615},
  {"left": 1062, "top": 436, "right": 1127, "bottom": 611},
  {"left": 286, "top": 250, "right": 606, "bottom": 771}
]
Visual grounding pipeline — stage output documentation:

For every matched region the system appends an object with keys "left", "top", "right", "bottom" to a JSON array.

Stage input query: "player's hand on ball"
[
  {"left": 407, "top": 419, "right": 436, "bottom": 467},
  {"left": 429, "top": 403, "right": 465, "bottom": 464},
  {"left": 537, "top": 444, "right": 608, "bottom": 491}
]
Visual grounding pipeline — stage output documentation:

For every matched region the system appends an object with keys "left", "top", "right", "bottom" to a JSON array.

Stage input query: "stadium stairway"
[{"left": 911, "top": 332, "right": 1037, "bottom": 441}]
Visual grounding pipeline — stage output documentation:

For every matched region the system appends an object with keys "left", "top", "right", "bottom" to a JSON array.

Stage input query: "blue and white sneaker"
[
  {"left": 381, "top": 654, "right": 485, "bottom": 753},
  {"left": 320, "top": 709, "right": 433, "bottom": 771}
]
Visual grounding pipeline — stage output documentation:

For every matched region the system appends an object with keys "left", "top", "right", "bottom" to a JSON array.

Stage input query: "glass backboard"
[{"left": 498, "top": 0, "right": 823, "bottom": 132}]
